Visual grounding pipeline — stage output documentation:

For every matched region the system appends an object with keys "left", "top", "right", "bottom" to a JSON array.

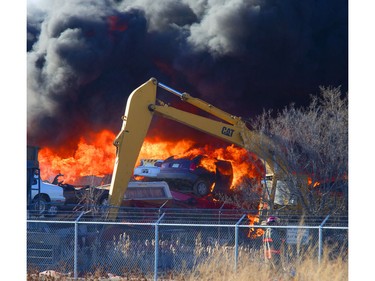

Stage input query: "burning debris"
[
  {"left": 38, "top": 130, "right": 116, "bottom": 183},
  {"left": 28, "top": 0, "right": 347, "bottom": 225},
  {"left": 38, "top": 129, "right": 265, "bottom": 189}
]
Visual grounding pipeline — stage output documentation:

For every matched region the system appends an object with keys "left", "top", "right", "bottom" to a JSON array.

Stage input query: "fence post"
[
  {"left": 154, "top": 213, "right": 165, "bottom": 281},
  {"left": 234, "top": 214, "right": 247, "bottom": 272},
  {"left": 74, "top": 211, "right": 85, "bottom": 280},
  {"left": 318, "top": 215, "right": 330, "bottom": 264}
]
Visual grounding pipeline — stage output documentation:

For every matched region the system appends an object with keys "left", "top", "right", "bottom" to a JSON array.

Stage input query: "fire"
[
  {"left": 38, "top": 130, "right": 116, "bottom": 183},
  {"left": 37, "top": 129, "right": 269, "bottom": 238},
  {"left": 246, "top": 198, "right": 266, "bottom": 239},
  {"left": 199, "top": 157, "right": 217, "bottom": 173},
  {"left": 307, "top": 177, "right": 321, "bottom": 188},
  {"left": 137, "top": 138, "right": 195, "bottom": 161},
  {"left": 247, "top": 213, "right": 265, "bottom": 238},
  {"left": 138, "top": 140, "right": 265, "bottom": 187},
  {"left": 38, "top": 130, "right": 265, "bottom": 187}
]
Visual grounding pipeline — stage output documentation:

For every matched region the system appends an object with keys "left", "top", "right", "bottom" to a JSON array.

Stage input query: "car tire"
[
  {"left": 46, "top": 205, "right": 58, "bottom": 217},
  {"left": 31, "top": 195, "right": 55, "bottom": 217},
  {"left": 193, "top": 179, "right": 211, "bottom": 196}
]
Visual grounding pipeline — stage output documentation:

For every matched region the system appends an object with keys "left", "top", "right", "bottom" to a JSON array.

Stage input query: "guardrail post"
[
  {"left": 234, "top": 214, "right": 247, "bottom": 272},
  {"left": 154, "top": 213, "right": 165, "bottom": 281},
  {"left": 74, "top": 211, "right": 85, "bottom": 280},
  {"left": 318, "top": 215, "right": 330, "bottom": 264}
]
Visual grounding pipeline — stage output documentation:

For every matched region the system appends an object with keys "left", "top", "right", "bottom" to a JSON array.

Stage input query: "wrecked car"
[{"left": 153, "top": 155, "right": 233, "bottom": 197}]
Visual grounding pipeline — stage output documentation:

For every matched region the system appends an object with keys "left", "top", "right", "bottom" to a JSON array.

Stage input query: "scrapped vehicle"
[
  {"left": 30, "top": 173, "right": 99, "bottom": 215},
  {"left": 156, "top": 155, "right": 233, "bottom": 197},
  {"left": 47, "top": 173, "right": 93, "bottom": 207},
  {"left": 30, "top": 175, "right": 65, "bottom": 217},
  {"left": 95, "top": 181, "right": 173, "bottom": 210},
  {"left": 95, "top": 180, "right": 236, "bottom": 211},
  {"left": 133, "top": 159, "right": 163, "bottom": 178},
  {"left": 59, "top": 183, "right": 92, "bottom": 206}
]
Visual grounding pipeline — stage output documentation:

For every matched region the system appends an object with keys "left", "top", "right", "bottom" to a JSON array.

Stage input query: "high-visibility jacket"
[{"left": 263, "top": 227, "right": 283, "bottom": 260}]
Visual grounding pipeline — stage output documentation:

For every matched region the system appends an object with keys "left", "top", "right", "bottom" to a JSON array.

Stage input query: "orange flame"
[
  {"left": 247, "top": 212, "right": 265, "bottom": 238},
  {"left": 38, "top": 130, "right": 265, "bottom": 187},
  {"left": 138, "top": 140, "right": 265, "bottom": 187},
  {"left": 246, "top": 198, "right": 266, "bottom": 239},
  {"left": 307, "top": 177, "right": 321, "bottom": 188},
  {"left": 38, "top": 130, "right": 116, "bottom": 183}
]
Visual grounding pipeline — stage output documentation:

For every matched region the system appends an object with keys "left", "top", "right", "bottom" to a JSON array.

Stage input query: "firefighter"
[{"left": 263, "top": 216, "right": 284, "bottom": 272}]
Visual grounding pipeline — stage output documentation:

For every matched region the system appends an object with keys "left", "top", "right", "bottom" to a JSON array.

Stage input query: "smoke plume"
[{"left": 27, "top": 0, "right": 348, "bottom": 148}]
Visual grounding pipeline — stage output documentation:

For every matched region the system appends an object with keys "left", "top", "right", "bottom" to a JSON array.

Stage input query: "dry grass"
[
  {"left": 170, "top": 246, "right": 348, "bottom": 281},
  {"left": 27, "top": 242, "right": 348, "bottom": 280}
]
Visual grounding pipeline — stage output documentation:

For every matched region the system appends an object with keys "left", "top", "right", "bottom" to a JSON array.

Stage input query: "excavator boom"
[
  {"left": 108, "top": 78, "right": 157, "bottom": 218},
  {"left": 107, "top": 78, "right": 287, "bottom": 220}
]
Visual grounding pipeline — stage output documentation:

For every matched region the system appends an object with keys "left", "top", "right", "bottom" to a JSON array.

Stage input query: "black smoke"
[{"left": 27, "top": 0, "right": 348, "bottom": 148}]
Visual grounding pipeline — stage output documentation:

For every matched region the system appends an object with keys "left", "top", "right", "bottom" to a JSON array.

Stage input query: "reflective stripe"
[
  {"left": 270, "top": 249, "right": 281, "bottom": 254},
  {"left": 265, "top": 249, "right": 281, "bottom": 256}
]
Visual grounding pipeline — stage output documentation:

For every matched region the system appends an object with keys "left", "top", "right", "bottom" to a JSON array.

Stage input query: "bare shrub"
[{"left": 249, "top": 87, "right": 348, "bottom": 215}]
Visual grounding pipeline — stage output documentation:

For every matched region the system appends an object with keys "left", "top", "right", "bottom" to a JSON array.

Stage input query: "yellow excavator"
[{"left": 107, "top": 78, "right": 290, "bottom": 220}]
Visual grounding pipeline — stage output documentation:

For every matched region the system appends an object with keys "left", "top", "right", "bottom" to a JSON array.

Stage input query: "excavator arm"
[
  {"left": 108, "top": 78, "right": 288, "bottom": 220},
  {"left": 108, "top": 79, "right": 157, "bottom": 212},
  {"left": 155, "top": 82, "right": 288, "bottom": 174}
]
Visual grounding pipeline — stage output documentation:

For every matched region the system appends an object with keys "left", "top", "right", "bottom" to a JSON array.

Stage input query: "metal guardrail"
[{"left": 27, "top": 209, "right": 348, "bottom": 280}]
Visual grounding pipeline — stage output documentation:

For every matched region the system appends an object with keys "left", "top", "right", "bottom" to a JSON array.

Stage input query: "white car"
[
  {"left": 133, "top": 159, "right": 163, "bottom": 178},
  {"left": 30, "top": 177, "right": 66, "bottom": 216}
]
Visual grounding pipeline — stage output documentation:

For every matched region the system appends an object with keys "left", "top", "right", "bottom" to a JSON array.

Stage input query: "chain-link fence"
[{"left": 27, "top": 208, "right": 348, "bottom": 280}]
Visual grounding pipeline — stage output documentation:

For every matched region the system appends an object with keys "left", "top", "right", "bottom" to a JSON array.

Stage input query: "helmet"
[{"left": 266, "top": 216, "right": 279, "bottom": 224}]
